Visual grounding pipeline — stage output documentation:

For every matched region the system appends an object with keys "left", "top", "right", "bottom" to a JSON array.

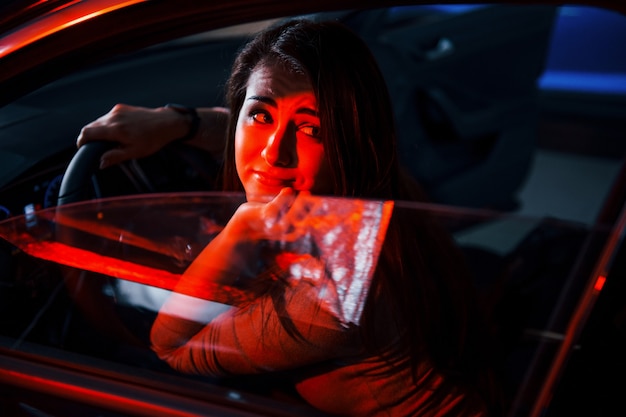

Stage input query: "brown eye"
[
  {"left": 250, "top": 110, "right": 272, "bottom": 124},
  {"left": 300, "top": 124, "right": 321, "bottom": 139}
]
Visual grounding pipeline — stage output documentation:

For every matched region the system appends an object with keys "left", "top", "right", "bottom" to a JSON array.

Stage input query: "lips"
[{"left": 253, "top": 171, "right": 294, "bottom": 188}]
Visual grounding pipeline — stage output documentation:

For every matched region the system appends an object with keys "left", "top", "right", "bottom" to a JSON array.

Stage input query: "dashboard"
[
  {"left": 0, "top": 144, "right": 222, "bottom": 223},
  {"left": 0, "top": 149, "right": 72, "bottom": 221}
]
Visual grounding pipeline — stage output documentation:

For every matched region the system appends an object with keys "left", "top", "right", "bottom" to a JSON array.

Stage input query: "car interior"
[{"left": 0, "top": 3, "right": 625, "bottom": 417}]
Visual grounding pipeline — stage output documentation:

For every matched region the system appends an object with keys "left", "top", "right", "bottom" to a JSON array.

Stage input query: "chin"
[{"left": 245, "top": 191, "right": 277, "bottom": 203}]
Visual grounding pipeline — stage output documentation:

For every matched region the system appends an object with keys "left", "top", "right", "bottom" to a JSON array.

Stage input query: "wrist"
[{"left": 164, "top": 103, "right": 200, "bottom": 143}]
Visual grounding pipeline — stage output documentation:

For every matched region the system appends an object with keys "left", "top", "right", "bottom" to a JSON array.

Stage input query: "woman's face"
[{"left": 235, "top": 63, "right": 333, "bottom": 202}]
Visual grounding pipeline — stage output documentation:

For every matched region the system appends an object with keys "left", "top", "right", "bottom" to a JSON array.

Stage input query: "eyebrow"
[{"left": 247, "top": 95, "right": 318, "bottom": 117}]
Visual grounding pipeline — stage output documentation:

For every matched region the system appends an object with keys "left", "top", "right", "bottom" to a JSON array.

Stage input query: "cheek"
[
  {"left": 234, "top": 129, "right": 244, "bottom": 179},
  {"left": 302, "top": 147, "right": 333, "bottom": 194},
  {"left": 234, "top": 123, "right": 260, "bottom": 175}
]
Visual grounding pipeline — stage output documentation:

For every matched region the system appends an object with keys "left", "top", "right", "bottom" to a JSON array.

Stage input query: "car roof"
[{"left": 0, "top": 0, "right": 625, "bottom": 105}]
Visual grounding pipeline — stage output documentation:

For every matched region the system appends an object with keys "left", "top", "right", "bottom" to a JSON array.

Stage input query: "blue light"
[{"left": 539, "top": 71, "right": 626, "bottom": 95}]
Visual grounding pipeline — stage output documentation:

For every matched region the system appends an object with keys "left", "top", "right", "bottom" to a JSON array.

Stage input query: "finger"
[
  {"left": 278, "top": 191, "right": 316, "bottom": 240},
  {"left": 99, "top": 147, "right": 129, "bottom": 169},
  {"left": 277, "top": 190, "right": 315, "bottom": 238},
  {"left": 261, "top": 188, "right": 294, "bottom": 234},
  {"left": 76, "top": 125, "right": 117, "bottom": 148},
  {"left": 263, "top": 188, "right": 291, "bottom": 215},
  {"left": 289, "top": 191, "right": 314, "bottom": 224},
  {"left": 271, "top": 187, "right": 297, "bottom": 221}
]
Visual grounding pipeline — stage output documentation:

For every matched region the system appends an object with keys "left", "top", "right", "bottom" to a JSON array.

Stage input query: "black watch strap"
[{"left": 165, "top": 103, "right": 200, "bottom": 143}]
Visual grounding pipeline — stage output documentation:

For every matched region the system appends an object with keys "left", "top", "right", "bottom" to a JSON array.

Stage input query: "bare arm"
[
  {"left": 151, "top": 282, "right": 352, "bottom": 376},
  {"left": 76, "top": 103, "right": 229, "bottom": 169},
  {"left": 150, "top": 189, "right": 354, "bottom": 375}
]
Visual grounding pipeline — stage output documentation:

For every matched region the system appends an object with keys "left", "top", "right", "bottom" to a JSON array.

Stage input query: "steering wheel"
[
  {"left": 57, "top": 141, "right": 115, "bottom": 205},
  {"left": 55, "top": 140, "right": 220, "bottom": 351}
]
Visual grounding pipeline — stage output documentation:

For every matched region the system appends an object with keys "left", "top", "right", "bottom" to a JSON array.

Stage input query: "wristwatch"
[{"left": 164, "top": 103, "right": 200, "bottom": 143}]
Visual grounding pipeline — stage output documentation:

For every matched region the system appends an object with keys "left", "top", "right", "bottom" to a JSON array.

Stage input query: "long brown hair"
[
  {"left": 223, "top": 19, "right": 398, "bottom": 198},
  {"left": 222, "top": 18, "right": 496, "bottom": 412}
]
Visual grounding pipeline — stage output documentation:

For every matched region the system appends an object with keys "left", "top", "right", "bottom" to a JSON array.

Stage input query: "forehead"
[{"left": 245, "top": 63, "right": 314, "bottom": 99}]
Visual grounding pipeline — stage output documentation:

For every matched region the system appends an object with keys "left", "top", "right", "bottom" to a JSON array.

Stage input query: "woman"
[{"left": 79, "top": 18, "right": 497, "bottom": 417}]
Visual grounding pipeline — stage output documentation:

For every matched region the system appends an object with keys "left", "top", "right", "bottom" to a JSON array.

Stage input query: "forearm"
[
  {"left": 77, "top": 103, "right": 230, "bottom": 169},
  {"left": 163, "top": 105, "right": 229, "bottom": 158},
  {"left": 150, "top": 300, "right": 230, "bottom": 375},
  {"left": 149, "top": 234, "right": 235, "bottom": 367},
  {"left": 195, "top": 107, "right": 229, "bottom": 157},
  {"left": 151, "top": 282, "right": 354, "bottom": 376},
  {"left": 150, "top": 228, "right": 244, "bottom": 373}
]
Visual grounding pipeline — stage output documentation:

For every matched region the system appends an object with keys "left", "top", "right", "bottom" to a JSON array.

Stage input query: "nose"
[{"left": 261, "top": 122, "right": 297, "bottom": 167}]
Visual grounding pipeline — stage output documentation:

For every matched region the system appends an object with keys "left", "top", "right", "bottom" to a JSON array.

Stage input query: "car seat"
[{"left": 342, "top": 5, "right": 558, "bottom": 210}]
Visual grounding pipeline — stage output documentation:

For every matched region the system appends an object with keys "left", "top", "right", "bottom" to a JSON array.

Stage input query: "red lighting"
[
  {"left": 594, "top": 275, "right": 607, "bottom": 292},
  {"left": 21, "top": 239, "right": 252, "bottom": 305},
  {"left": 0, "top": 0, "right": 148, "bottom": 58},
  {"left": 1, "top": 369, "right": 201, "bottom": 417}
]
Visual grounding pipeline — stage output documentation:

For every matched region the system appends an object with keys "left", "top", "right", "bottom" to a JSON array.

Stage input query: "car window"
[
  {"left": 0, "top": 191, "right": 615, "bottom": 416},
  {"left": 540, "top": 5, "right": 626, "bottom": 95},
  {"left": 0, "top": 4, "right": 625, "bottom": 417}
]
